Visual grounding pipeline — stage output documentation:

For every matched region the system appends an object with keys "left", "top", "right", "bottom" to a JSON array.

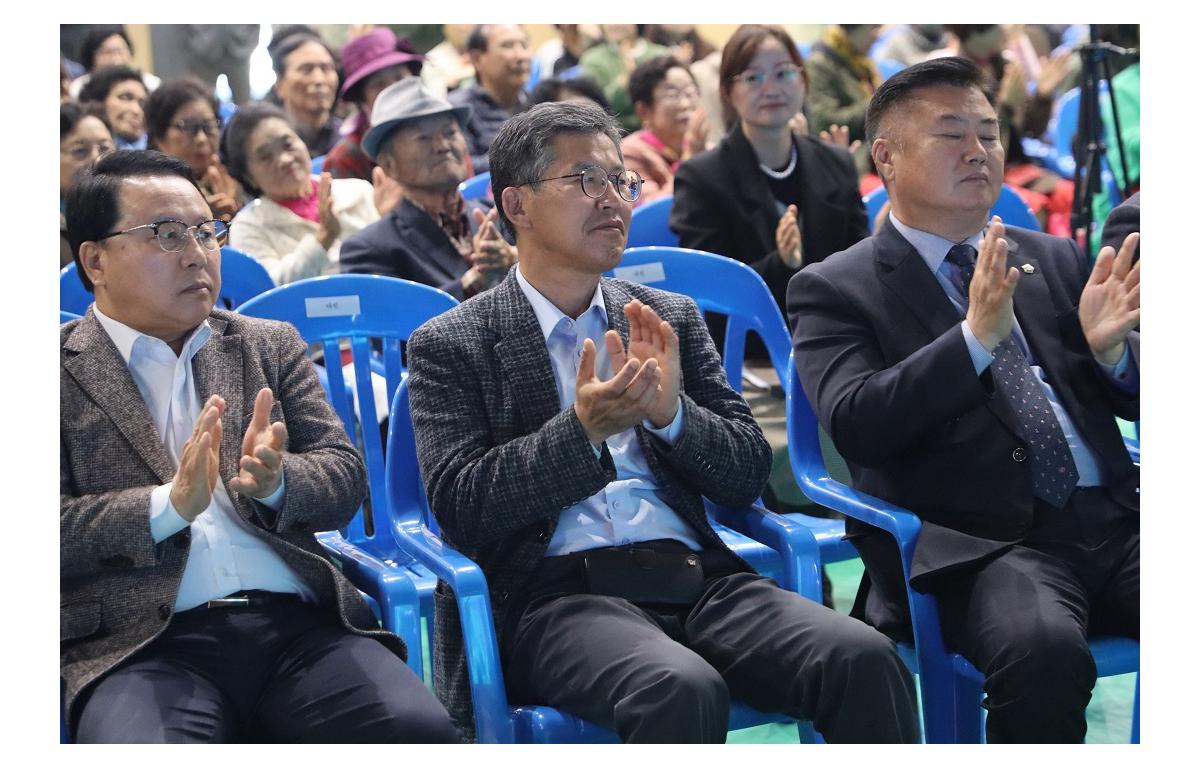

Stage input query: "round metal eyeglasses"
[
  {"left": 519, "top": 165, "right": 643, "bottom": 203},
  {"left": 96, "top": 218, "right": 230, "bottom": 253}
]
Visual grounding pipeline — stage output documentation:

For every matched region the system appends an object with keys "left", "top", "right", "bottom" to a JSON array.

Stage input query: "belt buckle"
[{"left": 207, "top": 596, "right": 250, "bottom": 609}]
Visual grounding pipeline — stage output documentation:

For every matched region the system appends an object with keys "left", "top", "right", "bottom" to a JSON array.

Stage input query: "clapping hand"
[
  {"left": 170, "top": 395, "right": 225, "bottom": 521},
  {"left": 316, "top": 172, "right": 341, "bottom": 250},
  {"left": 227, "top": 387, "right": 288, "bottom": 499},
  {"left": 204, "top": 155, "right": 241, "bottom": 222},
  {"left": 1080, "top": 232, "right": 1140, "bottom": 365},
  {"left": 775, "top": 204, "right": 804, "bottom": 269},
  {"left": 819, "top": 124, "right": 863, "bottom": 154},
  {"left": 471, "top": 208, "right": 517, "bottom": 278},
  {"left": 372, "top": 166, "right": 405, "bottom": 216},
  {"left": 965, "top": 217, "right": 1020, "bottom": 351}
]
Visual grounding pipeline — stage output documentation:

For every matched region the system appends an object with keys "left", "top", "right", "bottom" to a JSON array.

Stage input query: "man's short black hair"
[
  {"left": 628, "top": 55, "right": 695, "bottom": 110},
  {"left": 865, "top": 56, "right": 990, "bottom": 146},
  {"left": 465, "top": 25, "right": 491, "bottom": 54},
  {"left": 488, "top": 100, "right": 623, "bottom": 241},
  {"left": 78, "top": 64, "right": 144, "bottom": 104},
  {"left": 65, "top": 150, "right": 200, "bottom": 292},
  {"left": 79, "top": 25, "right": 131, "bottom": 72}
]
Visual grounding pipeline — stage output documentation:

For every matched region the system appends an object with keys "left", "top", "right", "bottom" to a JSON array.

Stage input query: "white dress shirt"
[
  {"left": 514, "top": 267, "right": 703, "bottom": 555},
  {"left": 93, "top": 306, "right": 316, "bottom": 610}
]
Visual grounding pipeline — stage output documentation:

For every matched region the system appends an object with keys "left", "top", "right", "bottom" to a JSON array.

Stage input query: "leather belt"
[{"left": 205, "top": 590, "right": 304, "bottom": 609}]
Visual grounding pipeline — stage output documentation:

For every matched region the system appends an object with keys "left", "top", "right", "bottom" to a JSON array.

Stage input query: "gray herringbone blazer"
[
  {"left": 60, "top": 308, "right": 399, "bottom": 737},
  {"left": 406, "top": 270, "right": 772, "bottom": 734}
]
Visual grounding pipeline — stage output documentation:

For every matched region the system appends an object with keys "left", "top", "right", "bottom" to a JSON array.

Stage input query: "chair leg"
[
  {"left": 952, "top": 671, "right": 985, "bottom": 743},
  {"left": 1131, "top": 672, "right": 1140, "bottom": 744}
]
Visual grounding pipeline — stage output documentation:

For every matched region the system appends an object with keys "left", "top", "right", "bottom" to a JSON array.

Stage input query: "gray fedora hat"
[{"left": 362, "top": 78, "right": 472, "bottom": 160}]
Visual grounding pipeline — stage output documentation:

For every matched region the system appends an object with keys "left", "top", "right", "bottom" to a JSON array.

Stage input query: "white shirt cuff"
[{"left": 149, "top": 482, "right": 191, "bottom": 544}]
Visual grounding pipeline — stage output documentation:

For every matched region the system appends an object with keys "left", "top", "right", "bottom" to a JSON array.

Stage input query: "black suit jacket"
[
  {"left": 787, "top": 219, "right": 1139, "bottom": 632},
  {"left": 406, "top": 270, "right": 771, "bottom": 734},
  {"left": 671, "top": 124, "right": 868, "bottom": 314},
  {"left": 338, "top": 197, "right": 493, "bottom": 300},
  {"left": 1101, "top": 191, "right": 1140, "bottom": 262}
]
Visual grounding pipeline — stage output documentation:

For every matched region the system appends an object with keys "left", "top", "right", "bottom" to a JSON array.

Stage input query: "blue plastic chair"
[
  {"left": 875, "top": 58, "right": 905, "bottom": 82},
  {"left": 785, "top": 354, "right": 1140, "bottom": 743},
  {"left": 625, "top": 195, "right": 678, "bottom": 248},
  {"left": 311, "top": 154, "right": 326, "bottom": 175},
  {"left": 863, "top": 183, "right": 1041, "bottom": 234},
  {"left": 60, "top": 310, "right": 80, "bottom": 324},
  {"left": 524, "top": 55, "right": 543, "bottom": 91},
  {"left": 237, "top": 274, "right": 459, "bottom": 678},
  {"left": 1049, "top": 83, "right": 1108, "bottom": 178},
  {"left": 557, "top": 64, "right": 582, "bottom": 80},
  {"left": 608, "top": 246, "right": 858, "bottom": 565},
  {"left": 457, "top": 171, "right": 492, "bottom": 201},
  {"left": 384, "top": 378, "right": 823, "bottom": 743},
  {"left": 60, "top": 246, "right": 274, "bottom": 315}
]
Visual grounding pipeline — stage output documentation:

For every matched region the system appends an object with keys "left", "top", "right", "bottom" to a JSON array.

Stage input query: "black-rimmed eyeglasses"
[
  {"left": 96, "top": 218, "right": 230, "bottom": 253},
  {"left": 518, "top": 165, "right": 643, "bottom": 203}
]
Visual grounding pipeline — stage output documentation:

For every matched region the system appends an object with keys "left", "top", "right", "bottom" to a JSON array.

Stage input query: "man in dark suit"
[
  {"left": 787, "top": 57, "right": 1141, "bottom": 743},
  {"left": 61, "top": 150, "right": 460, "bottom": 743},
  {"left": 339, "top": 77, "right": 515, "bottom": 300},
  {"left": 406, "top": 101, "right": 917, "bottom": 743}
]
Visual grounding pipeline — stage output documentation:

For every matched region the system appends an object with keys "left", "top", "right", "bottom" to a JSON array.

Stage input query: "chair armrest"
[
  {"left": 390, "top": 520, "right": 515, "bottom": 744},
  {"left": 705, "top": 500, "right": 822, "bottom": 603}
]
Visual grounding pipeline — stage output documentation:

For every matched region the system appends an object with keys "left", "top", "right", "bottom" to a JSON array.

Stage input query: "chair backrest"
[
  {"left": 458, "top": 171, "right": 492, "bottom": 201},
  {"left": 875, "top": 58, "right": 905, "bottom": 82},
  {"left": 60, "top": 264, "right": 92, "bottom": 315},
  {"left": 217, "top": 246, "right": 275, "bottom": 309},
  {"left": 60, "top": 310, "right": 81, "bottom": 324},
  {"left": 608, "top": 246, "right": 792, "bottom": 392},
  {"left": 60, "top": 247, "right": 275, "bottom": 314},
  {"left": 237, "top": 274, "right": 458, "bottom": 543},
  {"left": 864, "top": 183, "right": 1040, "bottom": 233},
  {"left": 626, "top": 196, "right": 678, "bottom": 248},
  {"left": 311, "top": 154, "right": 327, "bottom": 175}
]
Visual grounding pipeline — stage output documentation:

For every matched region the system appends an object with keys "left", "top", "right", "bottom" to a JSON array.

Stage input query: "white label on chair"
[
  {"left": 304, "top": 295, "right": 361, "bottom": 318},
  {"left": 614, "top": 262, "right": 666, "bottom": 284}
]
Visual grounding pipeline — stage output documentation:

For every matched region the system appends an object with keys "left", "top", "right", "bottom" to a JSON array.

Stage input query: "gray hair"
[{"left": 488, "top": 100, "right": 623, "bottom": 241}]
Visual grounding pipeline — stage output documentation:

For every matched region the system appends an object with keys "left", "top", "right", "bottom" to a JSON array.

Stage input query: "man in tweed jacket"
[
  {"left": 61, "top": 150, "right": 460, "bottom": 743},
  {"left": 406, "top": 102, "right": 917, "bottom": 743}
]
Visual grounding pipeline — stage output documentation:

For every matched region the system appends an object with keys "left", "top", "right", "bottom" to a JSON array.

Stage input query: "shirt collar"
[
  {"left": 92, "top": 303, "right": 212, "bottom": 365},
  {"left": 888, "top": 211, "right": 986, "bottom": 274},
  {"left": 514, "top": 265, "right": 608, "bottom": 343}
]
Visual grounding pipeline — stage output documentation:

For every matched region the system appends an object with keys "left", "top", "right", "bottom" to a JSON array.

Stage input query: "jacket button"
[
  {"left": 1012, "top": 447, "right": 1027, "bottom": 462},
  {"left": 157, "top": 604, "right": 171, "bottom": 621},
  {"left": 499, "top": 591, "right": 510, "bottom": 602},
  {"left": 538, "top": 531, "right": 549, "bottom": 543}
]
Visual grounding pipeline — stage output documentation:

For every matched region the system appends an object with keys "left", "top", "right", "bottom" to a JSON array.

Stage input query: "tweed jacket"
[
  {"left": 60, "top": 308, "right": 398, "bottom": 736},
  {"left": 405, "top": 270, "right": 772, "bottom": 733}
]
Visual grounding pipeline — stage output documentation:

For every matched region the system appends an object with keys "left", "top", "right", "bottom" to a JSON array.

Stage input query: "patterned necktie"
[{"left": 945, "top": 243, "right": 1080, "bottom": 508}]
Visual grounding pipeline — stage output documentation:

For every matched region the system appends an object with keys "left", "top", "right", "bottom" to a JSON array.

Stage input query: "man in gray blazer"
[
  {"left": 60, "top": 150, "right": 460, "bottom": 743},
  {"left": 406, "top": 102, "right": 917, "bottom": 743}
]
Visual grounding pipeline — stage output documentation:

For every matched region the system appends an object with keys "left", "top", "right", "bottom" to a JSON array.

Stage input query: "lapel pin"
[{"left": 1021, "top": 263, "right": 1036, "bottom": 274}]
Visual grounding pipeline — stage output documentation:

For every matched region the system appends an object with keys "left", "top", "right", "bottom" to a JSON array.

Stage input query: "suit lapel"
[
  {"left": 62, "top": 311, "right": 175, "bottom": 484},
  {"left": 875, "top": 219, "right": 964, "bottom": 340},
  {"left": 492, "top": 273, "right": 564, "bottom": 431},
  {"left": 396, "top": 200, "right": 472, "bottom": 282},
  {"left": 723, "top": 127, "right": 785, "bottom": 255},
  {"left": 190, "top": 316, "right": 247, "bottom": 510}
]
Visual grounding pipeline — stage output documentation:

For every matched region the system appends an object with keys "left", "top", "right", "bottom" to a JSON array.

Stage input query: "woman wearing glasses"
[
  {"left": 220, "top": 102, "right": 379, "bottom": 286},
  {"left": 671, "top": 24, "right": 867, "bottom": 322},
  {"left": 146, "top": 78, "right": 241, "bottom": 222},
  {"left": 61, "top": 102, "right": 115, "bottom": 267},
  {"left": 621, "top": 56, "right": 709, "bottom": 208}
]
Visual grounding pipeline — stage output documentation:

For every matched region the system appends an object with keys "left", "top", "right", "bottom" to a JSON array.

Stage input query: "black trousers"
[
  {"left": 502, "top": 542, "right": 919, "bottom": 743},
  {"left": 932, "top": 487, "right": 1139, "bottom": 743},
  {"left": 75, "top": 594, "right": 462, "bottom": 743}
]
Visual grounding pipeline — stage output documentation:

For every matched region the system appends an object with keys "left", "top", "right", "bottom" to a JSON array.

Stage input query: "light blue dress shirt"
[
  {"left": 889, "top": 213, "right": 1139, "bottom": 488},
  {"left": 514, "top": 267, "right": 703, "bottom": 555}
]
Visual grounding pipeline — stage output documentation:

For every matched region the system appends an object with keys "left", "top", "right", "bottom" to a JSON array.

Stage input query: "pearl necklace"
[{"left": 758, "top": 144, "right": 797, "bottom": 180}]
